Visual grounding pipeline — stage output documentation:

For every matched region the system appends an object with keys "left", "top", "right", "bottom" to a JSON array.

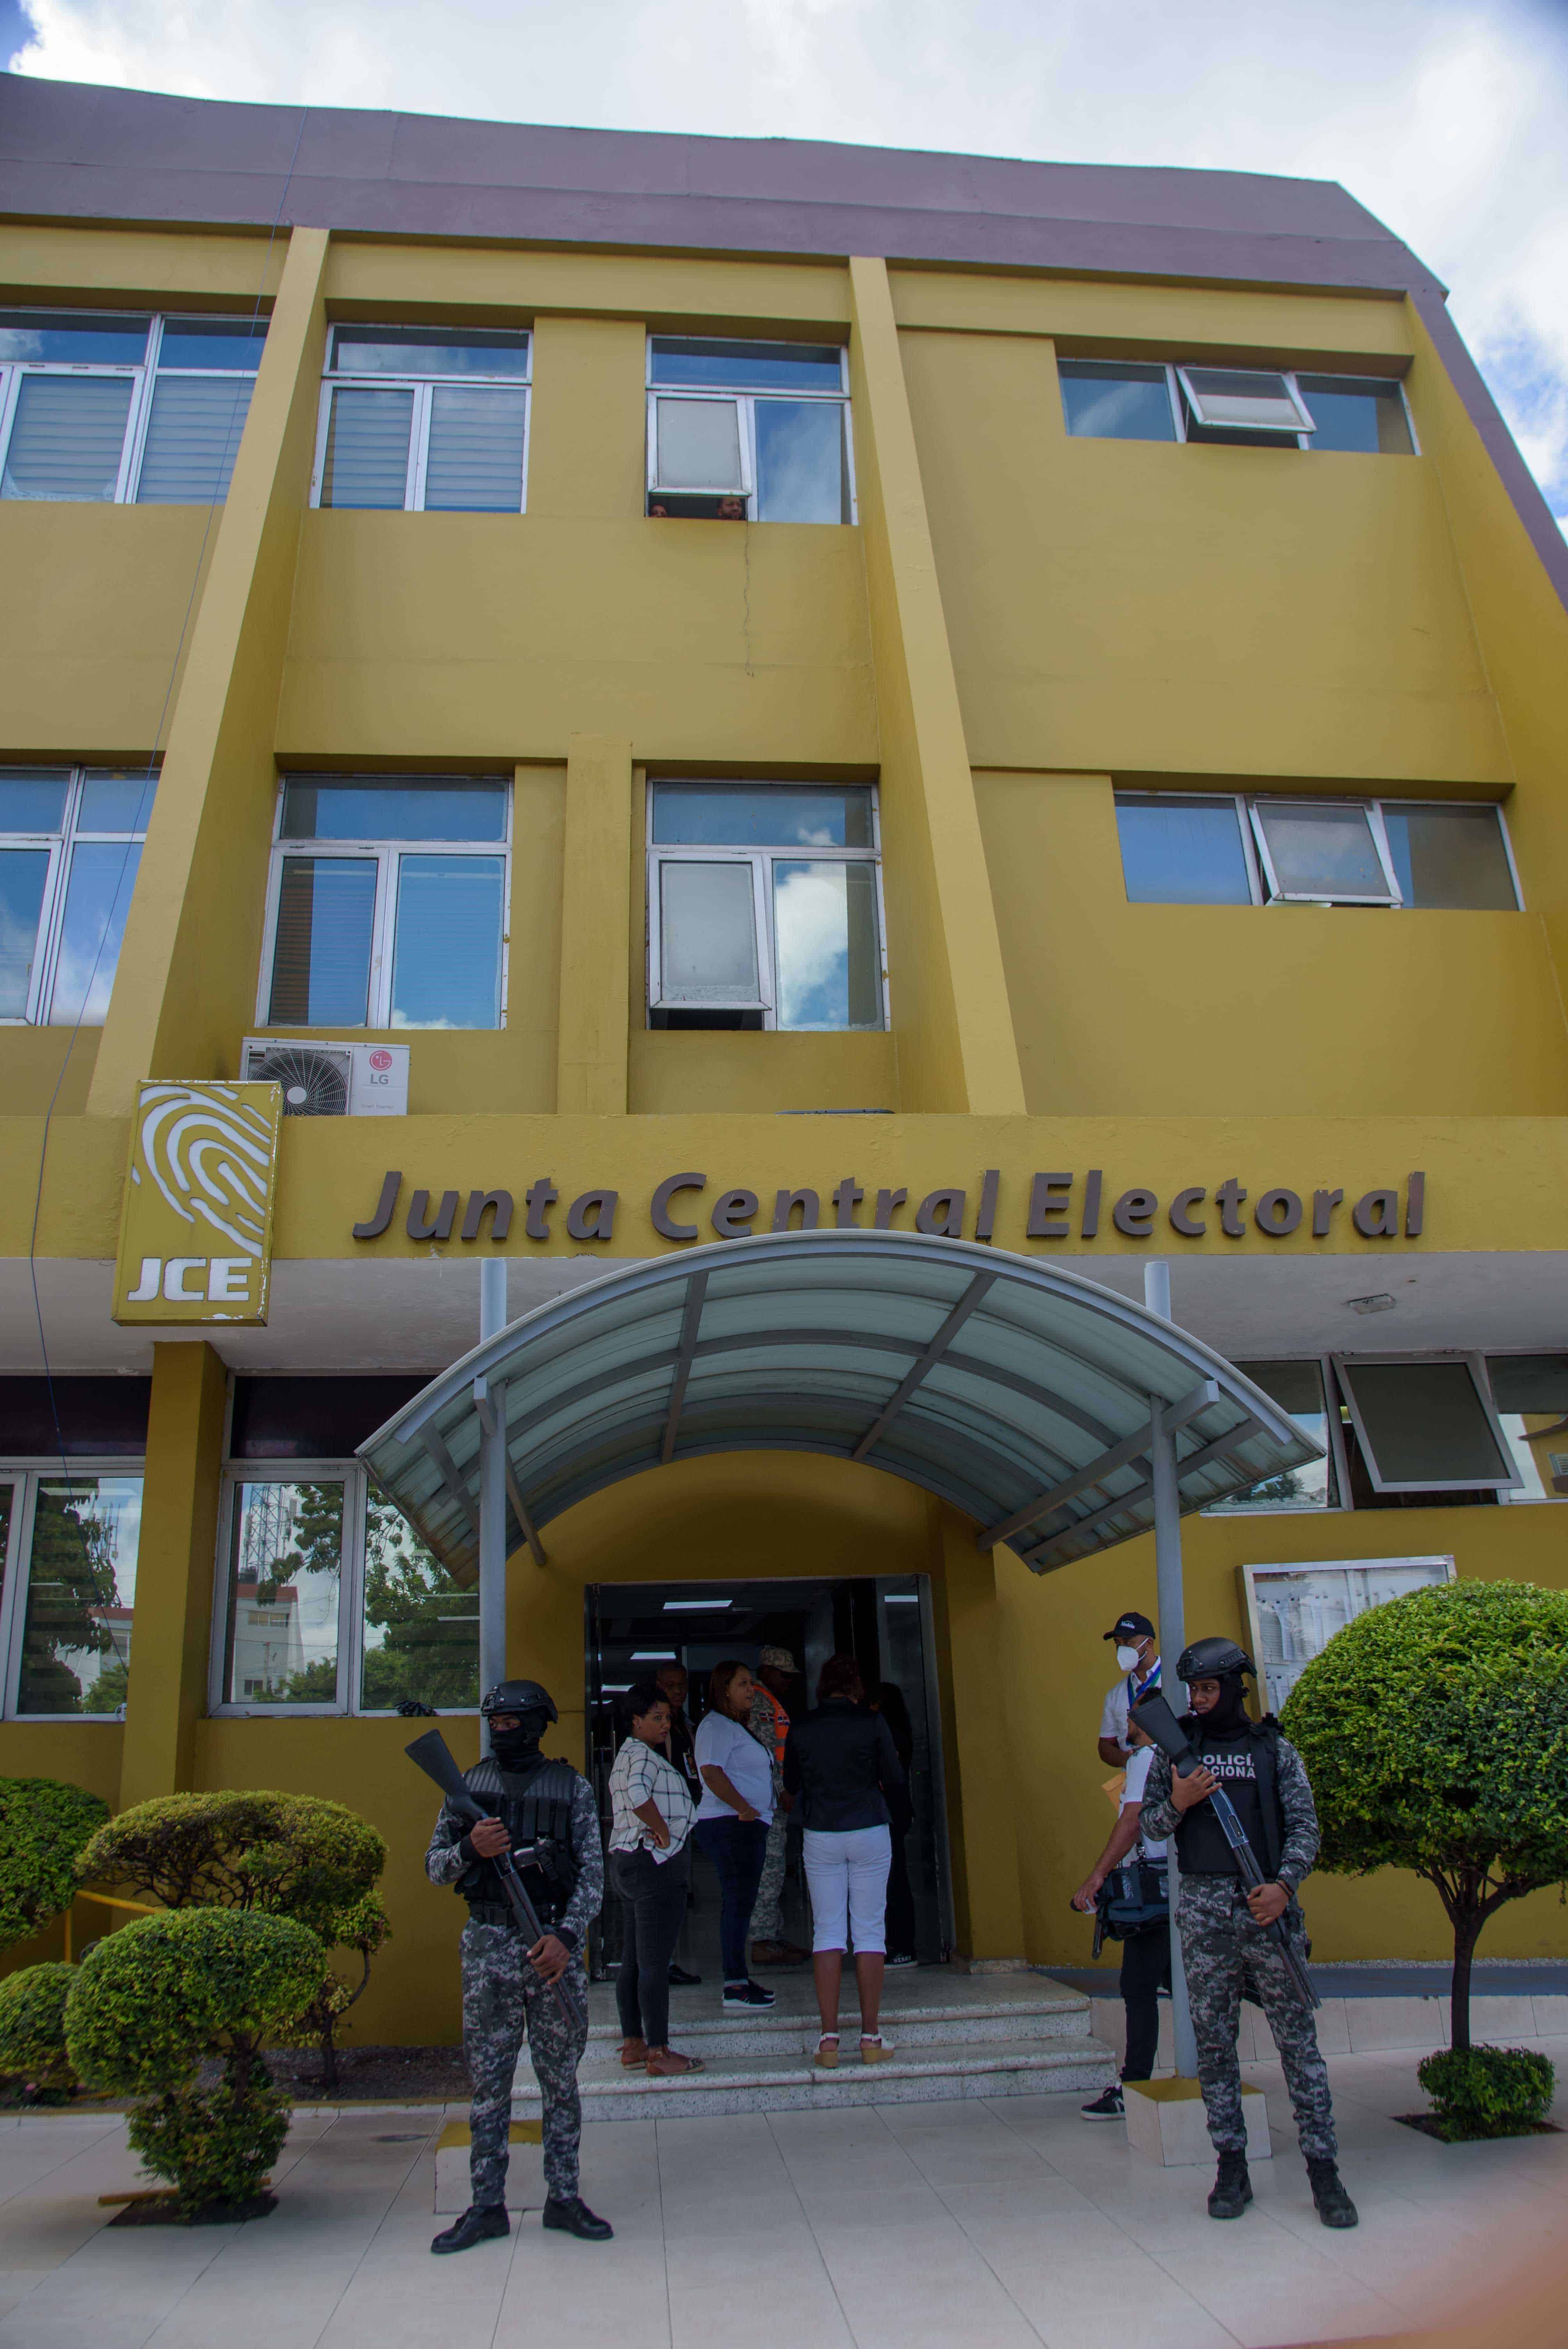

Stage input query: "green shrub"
[
  {"left": 76, "top": 1790, "right": 389, "bottom": 2090},
  {"left": 66, "top": 1909, "right": 325, "bottom": 2215},
  {"left": 0, "top": 1777, "right": 109, "bottom": 1948},
  {"left": 1283, "top": 1579, "right": 1568, "bottom": 2052},
  {"left": 0, "top": 1962, "right": 78, "bottom": 2096},
  {"left": 1417, "top": 2045, "right": 1556, "bottom": 2140}
]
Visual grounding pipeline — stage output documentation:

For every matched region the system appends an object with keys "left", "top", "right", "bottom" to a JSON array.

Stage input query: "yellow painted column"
[
  {"left": 927, "top": 1502, "right": 1026, "bottom": 1959},
  {"left": 86, "top": 225, "right": 332, "bottom": 1115},
  {"left": 848, "top": 255, "right": 1026, "bottom": 1117},
  {"left": 557, "top": 734, "right": 634, "bottom": 1114},
  {"left": 118, "top": 1342, "right": 228, "bottom": 1809}
]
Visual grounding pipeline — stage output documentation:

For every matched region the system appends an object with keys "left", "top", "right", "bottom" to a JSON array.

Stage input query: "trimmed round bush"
[
  {"left": 0, "top": 1962, "right": 78, "bottom": 2095},
  {"left": 1417, "top": 2045, "right": 1556, "bottom": 2140},
  {"left": 0, "top": 1777, "right": 108, "bottom": 1948}
]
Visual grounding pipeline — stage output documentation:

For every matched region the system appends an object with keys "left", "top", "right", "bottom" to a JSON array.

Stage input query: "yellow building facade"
[{"left": 4, "top": 78, "right": 1568, "bottom": 2041}]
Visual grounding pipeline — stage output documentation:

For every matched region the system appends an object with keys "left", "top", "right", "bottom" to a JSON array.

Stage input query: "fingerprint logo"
[{"left": 133, "top": 1084, "right": 278, "bottom": 1259}]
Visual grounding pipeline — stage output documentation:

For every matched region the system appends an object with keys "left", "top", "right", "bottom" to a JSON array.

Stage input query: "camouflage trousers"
[
  {"left": 1178, "top": 1876, "right": 1336, "bottom": 2161},
  {"left": 461, "top": 1918, "right": 588, "bottom": 2207},
  {"left": 750, "top": 1812, "right": 788, "bottom": 1943}
]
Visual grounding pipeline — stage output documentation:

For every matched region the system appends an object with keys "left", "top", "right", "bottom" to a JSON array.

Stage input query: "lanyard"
[{"left": 1126, "top": 1656, "right": 1160, "bottom": 1708}]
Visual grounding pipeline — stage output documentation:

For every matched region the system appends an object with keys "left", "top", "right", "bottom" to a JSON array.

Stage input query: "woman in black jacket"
[{"left": 782, "top": 1653, "right": 905, "bottom": 2068}]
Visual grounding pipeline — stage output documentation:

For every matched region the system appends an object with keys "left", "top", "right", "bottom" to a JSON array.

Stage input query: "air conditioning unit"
[{"left": 240, "top": 1039, "right": 409, "bottom": 1117}]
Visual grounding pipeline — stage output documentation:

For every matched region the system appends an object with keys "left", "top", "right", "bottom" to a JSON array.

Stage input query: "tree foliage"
[
  {"left": 0, "top": 1962, "right": 78, "bottom": 2096},
  {"left": 0, "top": 1775, "right": 109, "bottom": 1948},
  {"left": 1282, "top": 1577, "right": 1568, "bottom": 2055},
  {"left": 1417, "top": 2045, "right": 1556, "bottom": 2140}
]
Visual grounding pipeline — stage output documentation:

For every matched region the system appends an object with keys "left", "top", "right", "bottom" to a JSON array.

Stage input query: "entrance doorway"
[{"left": 585, "top": 1574, "right": 953, "bottom": 1977}]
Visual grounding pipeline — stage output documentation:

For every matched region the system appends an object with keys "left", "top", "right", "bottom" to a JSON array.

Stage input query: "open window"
[
  {"left": 1485, "top": 1355, "right": 1568, "bottom": 1501},
  {"left": 1249, "top": 800, "right": 1400, "bottom": 907},
  {"left": 1059, "top": 356, "right": 1415, "bottom": 456},
  {"left": 1333, "top": 1358, "right": 1521, "bottom": 1497},
  {"left": 645, "top": 338, "right": 853, "bottom": 522},
  {"left": 1176, "top": 365, "right": 1316, "bottom": 442}
]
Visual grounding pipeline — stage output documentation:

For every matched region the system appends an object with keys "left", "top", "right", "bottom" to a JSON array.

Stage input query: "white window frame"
[
  {"left": 1202, "top": 1355, "right": 1343, "bottom": 1515},
  {"left": 1114, "top": 790, "right": 1520, "bottom": 913},
  {"left": 1177, "top": 364, "right": 1316, "bottom": 437},
  {"left": 311, "top": 325, "right": 533, "bottom": 513},
  {"left": 0, "top": 1460, "right": 146, "bottom": 1720},
  {"left": 1332, "top": 1354, "right": 1523, "bottom": 1495},
  {"left": 645, "top": 338, "right": 857, "bottom": 522},
  {"left": 1249, "top": 796, "right": 1402, "bottom": 908},
  {"left": 0, "top": 764, "right": 156, "bottom": 1025},
  {"left": 645, "top": 781, "right": 888, "bottom": 1031},
  {"left": 0, "top": 312, "right": 265, "bottom": 505},
  {"left": 257, "top": 773, "right": 513, "bottom": 1031},
  {"left": 1061, "top": 358, "right": 1418, "bottom": 454}
]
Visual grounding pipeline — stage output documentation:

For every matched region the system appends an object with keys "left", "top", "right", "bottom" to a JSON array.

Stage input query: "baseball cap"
[
  {"left": 1103, "top": 1611, "right": 1155, "bottom": 1643},
  {"left": 758, "top": 1645, "right": 798, "bottom": 1673}
]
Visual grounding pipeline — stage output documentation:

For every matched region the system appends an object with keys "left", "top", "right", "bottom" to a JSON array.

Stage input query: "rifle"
[
  {"left": 406, "top": 1728, "right": 578, "bottom": 2021},
  {"left": 1130, "top": 1691, "right": 1320, "bottom": 2011}
]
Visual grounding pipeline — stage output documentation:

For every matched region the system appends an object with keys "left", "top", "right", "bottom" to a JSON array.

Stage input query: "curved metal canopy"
[{"left": 358, "top": 1232, "right": 1321, "bottom": 1579}]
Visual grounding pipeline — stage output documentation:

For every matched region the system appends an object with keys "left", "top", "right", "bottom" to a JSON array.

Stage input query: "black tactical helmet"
[
  {"left": 480, "top": 1678, "right": 558, "bottom": 1722},
  {"left": 1177, "top": 1636, "right": 1254, "bottom": 1683}
]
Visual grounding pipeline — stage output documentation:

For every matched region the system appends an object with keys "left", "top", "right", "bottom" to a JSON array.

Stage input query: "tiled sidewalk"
[{"left": 3, "top": 2037, "right": 1566, "bottom": 2349}]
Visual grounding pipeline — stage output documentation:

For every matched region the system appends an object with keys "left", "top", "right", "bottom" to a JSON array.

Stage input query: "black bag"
[{"left": 1093, "top": 1861, "right": 1169, "bottom": 1952}]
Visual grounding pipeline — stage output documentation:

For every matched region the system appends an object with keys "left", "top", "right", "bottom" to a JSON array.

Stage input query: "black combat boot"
[
  {"left": 1207, "top": 2150, "right": 1253, "bottom": 2219},
  {"left": 1307, "top": 2157, "right": 1358, "bottom": 2228},
  {"left": 542, "top": 2194, "right": 614, "bottom": 2241},
  {"left": 431, "top": 2203, "right": 510, "bottom": 2253}
]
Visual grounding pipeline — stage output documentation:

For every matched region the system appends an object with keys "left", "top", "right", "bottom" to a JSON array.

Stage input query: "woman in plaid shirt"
[{"left": 608, "top": 1680, "right": 704, "bottom": 2077}]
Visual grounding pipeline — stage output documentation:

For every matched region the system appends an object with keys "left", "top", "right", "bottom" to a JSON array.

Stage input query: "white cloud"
[{"left": 10, "top": 0, "right": 1568, "bottom": 521}]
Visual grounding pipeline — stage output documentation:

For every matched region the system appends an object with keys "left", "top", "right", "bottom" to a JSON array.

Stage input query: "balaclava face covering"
[
  {"left": 1201, "top": 1673, "right": 1253, "bottom": 1736},
  {"left": 490, "top": 1708, "right": 550, "bottom": 1768}
]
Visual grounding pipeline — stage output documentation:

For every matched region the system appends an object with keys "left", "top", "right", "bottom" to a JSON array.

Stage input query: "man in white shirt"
[
  {"left": 1071, "top": 1721, "right": 1171, "bottom": 2118},
  {"left": 1097, "top": 1610, "right": 1178, "bottom": 1768}
]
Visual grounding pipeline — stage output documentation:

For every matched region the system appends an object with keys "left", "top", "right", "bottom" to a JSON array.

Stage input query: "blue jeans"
[{"left": 693, "top": 1816, "right": 769, "bottom": 1982}]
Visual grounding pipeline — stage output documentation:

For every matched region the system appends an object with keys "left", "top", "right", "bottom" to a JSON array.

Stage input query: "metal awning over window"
[{"left": 358, "top": 1232, "right": 1321, "bottom": 1579}]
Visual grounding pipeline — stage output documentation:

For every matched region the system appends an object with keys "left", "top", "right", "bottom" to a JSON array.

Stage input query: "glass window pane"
[
  {"left": 360, "top": 1493, "right": 478, "bottom": 1711},
  {"left": 1296, "top": 375, "right": 1412, "bottom": 455},
  {"left": 1059, "top": 362, "right": 1176, "bottom": 443},
  {"left": 320, "top": 386, "right": 413, "bottom": 509},
  {"left": 17, "top": 1474, "right": 142, "bottom": 1716},
  {"left": 0, "top": 311, "right": 149, "bottom": 365},
  {"left": 157, "top": 319, "right": 268, "bottom": 371},
  {"left": 1345, "top": 1362, "right": 1513, "bottom": 1486},
  {"left": 332, "top": 327, "right": 530, "bottom": 377},
  {"left": 659, "top": 861, "right": 760, "bottom": 1002},
  {"left": 1486, "top": 1355, "right": 1568, "bottom": 1501},
  {"left": 78, "top": 770, "right": 156, "bottom": 833},
  {"left": 774, "top": 859, "right": 881, "bottom": 1029},
  {"left": 1181, "top": 367, "right": 1304, "bottom": 432},
  {"left": 654, "top": 397, "right": 743, "bottom": 490},
  {"left": 652, "top": 784, "right": 872, "bottom": 848},
  {"left": 0, "top": 772, "right": 69, "bottom": 834},
  {"left": 135, "top": 374, "right": 253, "bottom": 503},
  {"left": 2, "top": 374, "right": 133, "bottom": 501},
  {"left": 223, "top": 1480, "right": 343, "bottom": 1706},
  {"left": 280, "top": 776, "right": 506, "bottom": 842},
  {"left": 650, "top": 339, "right": 843, "bottom": 392},
  {"left": 0, "top": 848, "right": 50, "bottom": 1017},
  {"left": 268, "top": 856, "right": 377, "bottom": 1025},
  {"left": 1380, "top": 804, "right": 1517, "bottom": 911},
  {"left": 1115, "top": 796, "right": 1252, "bottom": 905},
  {"left": 1254, "top": 802, "right": 1390, "bottom": 899},
  {"left": 47, "top": 841, "right": 141, "bottom": 1024},
  {"left": 390, "top": 855, "right": 504, "bottom": 1029},
  {"left": 754, "top": 398, "right": 845, "bottom": 522},
  {"left": 422, "top": 385, "right": 527, "bottom": 513},
  {"left": 1205, "top": 1362, "right": 1331, "bottom": 1512}
]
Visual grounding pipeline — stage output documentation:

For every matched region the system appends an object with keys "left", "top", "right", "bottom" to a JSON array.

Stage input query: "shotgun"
[{"left": 406, "top": 1727, "right": 578, "bottom": 2021}]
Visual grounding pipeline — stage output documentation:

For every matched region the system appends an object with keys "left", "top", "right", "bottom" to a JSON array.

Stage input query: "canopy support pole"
[
  {"left": 478, "top": 1260, "right": 508, "bottom": 1737},
  {"left": 1146, "top": 1260, "right": 1199, "bottom": 2082}
]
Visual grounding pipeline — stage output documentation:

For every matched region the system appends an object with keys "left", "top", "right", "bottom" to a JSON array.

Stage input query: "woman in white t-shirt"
[{"left": 692, "top": 1660, "right": 777, "bottom": 2011}]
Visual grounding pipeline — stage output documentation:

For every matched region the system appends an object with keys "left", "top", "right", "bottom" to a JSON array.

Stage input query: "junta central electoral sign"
[{"left": 113, "top": 1080, "right": 283, "bottom": 1325}]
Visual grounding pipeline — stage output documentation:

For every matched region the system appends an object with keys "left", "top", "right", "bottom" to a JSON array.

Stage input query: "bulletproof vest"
[
  {"left": 454, "top": 1753, "right": 580, "bottom": 1924},
  {"left": 1174, "top": 1721, "right": 1282, "bottom": 1879}
]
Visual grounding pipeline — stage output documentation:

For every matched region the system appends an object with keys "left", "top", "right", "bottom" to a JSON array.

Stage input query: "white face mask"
[{"left": 1116, "top": 1645, "right": 1142, "bottom": 1673}]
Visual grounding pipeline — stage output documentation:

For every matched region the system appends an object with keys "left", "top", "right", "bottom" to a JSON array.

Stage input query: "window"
[
  {"left": 0, "top": 310, "right": 266, "bottom": 505},
  {"left": 1205, "top": 1362, "right": 1336, "bottom": 1513},
  {"left": 1242, "top": 1557, "right": 1452, "bottom": 1713},
  {"left": 1058, "top": 357, "right": 1414, "bottom": 454},
  {"left": 1113, "top": 791, "right": 1520, "bottom": 911},
  {"left": 1333, "top": 1358, "right": 1519, "bottom": 1496},
  {"left": 1484, "top": 1355, "right": 1568, "bottom": 1501},
  {"left": 261, "top": 775, "right": 509, "bottom": 1030},
  {"left": 0, "top": 766, "right": 156, "bottom": 1024},
  {"left": 0, "top": 1469, "right": 143, "bottom": 1718},
  {"left": 314, "top": 326, "right": 531, "bottom": 513},
  {"left": 647, "top": 782, "right": 885, "bottom": 1030},
  {"left": 212, "top": 1467, "right": 478, "bottom": 1714},
  {"left": 646, "top": 338, "right": 853, "bottom": 522}
]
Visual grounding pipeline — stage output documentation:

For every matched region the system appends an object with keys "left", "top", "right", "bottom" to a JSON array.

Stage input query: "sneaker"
[
  {"left": 667, "top": 1962, "right": 702, "bottom": 1987},
  {"left": 722, "top": 1980, "right": 776, "bottom": 2009},
  {"left": 1080, "top": 2083, "right": 1125, "bottom": 2121},
  {"left": 886, "top": 1952, "right": 919, "bottom": 1968}
]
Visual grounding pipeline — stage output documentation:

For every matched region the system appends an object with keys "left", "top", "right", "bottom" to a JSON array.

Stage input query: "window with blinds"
[
  {"left": 314, "top": 326, "right": 531, "bottom": 513},
  {"left": 0, "top": 311, "right": 267, "bottom": 505}
]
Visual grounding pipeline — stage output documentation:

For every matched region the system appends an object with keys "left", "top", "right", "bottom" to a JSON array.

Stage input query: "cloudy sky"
[{"left": 2, "top": 0, "right": 1564, "bottom": 530}]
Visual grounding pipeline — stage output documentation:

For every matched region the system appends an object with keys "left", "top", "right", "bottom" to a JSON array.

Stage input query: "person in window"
[
  {"left": 716, "top": 494, "right": 745, "bottom": 520},
  {"left": 748, "top": 1645, "right": 809, "bottom": 1968},
  {"left": 1097, "top": 1610, "right": 1175, "bottom": 1767},
  {"left": 692, "top": 1660, "right": 777, "bottom": 2010},
  {"left": 607, "top": 1681, "right": 704, "bottom": 2078},
  {"left": 654, "top": 1660, "right": 703, "bottom": 1987},
  {"left": 872, "top": 1681, "right": 918, "bottom": 1966},
  {"left": 1071, "top": 1718, "right": 1171, "bottom": 2119},
  {"left": 783, "top": 1653, "right": 905, "bottom": 2067}
]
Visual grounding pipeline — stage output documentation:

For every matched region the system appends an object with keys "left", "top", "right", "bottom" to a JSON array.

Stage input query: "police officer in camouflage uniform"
[
  {"left": 1139, "top": 1637, "right": 1358, "bottom": 2231},
  {"left": 426, "top": 1678, "right": 611, "bottom": 2253}
]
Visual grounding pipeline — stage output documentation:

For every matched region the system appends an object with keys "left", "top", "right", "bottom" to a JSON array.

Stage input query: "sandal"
[
  {"left": 620, "top": 2037, "right": 649, "bottom": 2068},
  {"left": 814, "top": 2033, "right": 841, "bottom": 2070},
  {"left": 860, "top": 2033, "right": 890, "bottom": 2066},
  {"left": 645, "top": 2047, "right": 704, "bottom": 2077}
]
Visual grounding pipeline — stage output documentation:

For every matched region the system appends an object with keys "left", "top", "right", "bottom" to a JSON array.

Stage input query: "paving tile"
[{"left": 672, "top": 2274, "right": 851, "bottom": 2347}]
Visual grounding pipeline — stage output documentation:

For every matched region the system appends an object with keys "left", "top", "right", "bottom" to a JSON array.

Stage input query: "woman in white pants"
[{"left": 782, "top": 1653, "right": 906, "bottom": 2067}]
